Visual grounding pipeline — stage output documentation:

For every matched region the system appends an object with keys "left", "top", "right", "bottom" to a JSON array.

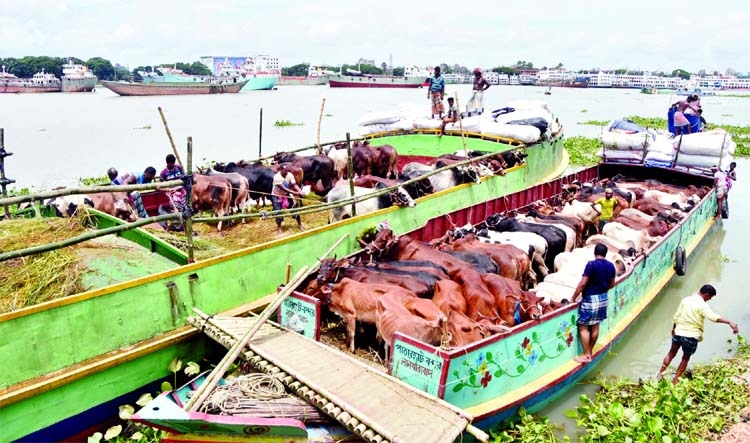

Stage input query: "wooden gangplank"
[{"left": 190, "top": 315, "right": 481, "bottom": 443}]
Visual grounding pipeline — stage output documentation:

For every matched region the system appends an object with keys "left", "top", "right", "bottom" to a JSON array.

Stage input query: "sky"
[{"left": 0, "top": 0, "right": 747, "bottom": 74}]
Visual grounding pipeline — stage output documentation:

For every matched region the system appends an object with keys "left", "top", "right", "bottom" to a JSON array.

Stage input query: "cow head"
[
  {"left": 365, "top": 228, "right": 398, "bottom": 260},
  {"left": 388, "top": 187, "right": 416, "bottom": 208},
  {"left": 316, "top": 257, "right": 349, "bottom": 285},
  {"left": 114, "top": 197, "right": 137, "bottom": 222}
]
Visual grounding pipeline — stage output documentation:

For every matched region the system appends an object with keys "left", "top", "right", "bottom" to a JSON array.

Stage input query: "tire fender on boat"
[{"left": 674, "top": 245, "right": 687, "bottom": 276}]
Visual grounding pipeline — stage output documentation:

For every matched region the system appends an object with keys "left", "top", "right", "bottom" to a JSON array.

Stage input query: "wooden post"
[
  {"left": 316, "top": 98, "right": 326, "bottom": 154},
  {"left": 0, "top": 128, "right": 15, "bottom": 218},
  {"left": 185, "top": 137, "right": 194, "bottom": 263},
  {"left": 258, "top": 108, "right": 263, "bottom": 158},
  {"left": 346, "top": 133, "right": 356, "bottom": 218},
  {"left": 158, "top": 107, "right": 184, "bottom": 168},
  {"left": 454, "top": 92, "right": 469, "bottom": 157}
]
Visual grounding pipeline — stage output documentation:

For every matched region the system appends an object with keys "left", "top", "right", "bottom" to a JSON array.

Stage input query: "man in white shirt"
[{"left": 656, "top": 284, "right": 738, "bottom": 384}]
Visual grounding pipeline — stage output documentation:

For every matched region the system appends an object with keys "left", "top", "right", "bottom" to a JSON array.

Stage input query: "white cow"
[
  {"left": 326, "top": 183, "right": 415, "bottom": 221},
  {"left": 477, "top": 230, "right": 549, "bottom": 278},
  {"left": 601, "top": 222, "right": 654, "bottom": 253},
  {"left": 561, "top": 199, "right": 599, "bottom": 225},
  {"left": 553, "top": 245, "right": 627, "bottom": 277},
  {"left": 324, "top": 145, "right": 349, "bottom": 180}
]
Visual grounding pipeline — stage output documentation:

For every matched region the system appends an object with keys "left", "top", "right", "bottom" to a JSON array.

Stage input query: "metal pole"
[
  {"left": 258, "top": 108, "right": 263, "bottom": 158},
  {"left": 185, "top": 137, "right": 194, "bottom": 263},
  {"left": 0, "top": 128, "right": 16, "bottom": 218}
]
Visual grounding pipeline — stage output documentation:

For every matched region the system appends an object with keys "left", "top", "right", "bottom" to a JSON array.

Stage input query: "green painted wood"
[{"left": 0, "top": 134, "right": 563, "bottom": 440}]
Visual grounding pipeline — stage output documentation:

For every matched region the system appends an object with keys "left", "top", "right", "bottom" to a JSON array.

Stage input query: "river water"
[{"left": 1, "top": 85, "right": 748, "bottom": 430}]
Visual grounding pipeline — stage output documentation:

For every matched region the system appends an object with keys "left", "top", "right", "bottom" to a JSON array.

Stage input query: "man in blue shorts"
[
  {"left": 571, "top": 243, "right": 616, "bottom": 363},
  {"left": 656, "top": 284, "right": 738, "bottom": 384}
]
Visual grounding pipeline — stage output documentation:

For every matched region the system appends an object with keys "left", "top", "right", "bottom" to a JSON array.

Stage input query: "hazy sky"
[{"left": 1, "top": 0, "right": 746, "bottom": 73}]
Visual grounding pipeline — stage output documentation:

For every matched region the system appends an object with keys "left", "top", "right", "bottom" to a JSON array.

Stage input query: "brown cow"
[
  {"left": 316, "top": 257, "right": 436, "bottom": 298},
  {"left": 364, "top": 141, "right": 399, "bottom": 179},
  {"left": 192, "top": 174, "right": 232, "bottom": 232},
  {"left": 432, "top": 279, "right": 467, "bottom": 315},
  {"left": 371, "top": 229, "right": 473, "bottom": 278},
  {"left": 87, "top": 192, "right": 137, "bottom": 222},
  {"left": 318, "top": 278, "right": 417, "bottom": 352},
  {"left": 452, "top": 268, "right": 501, "bottom": 322},
  {"left": 443, "top": 233, "right": 535, "bottom": 289},
  {"left": 376, "top": 294, "right": 446, "bottom": 363}
]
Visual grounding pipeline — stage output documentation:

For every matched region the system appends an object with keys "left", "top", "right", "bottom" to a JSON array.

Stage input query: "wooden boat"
[
  {"left": 1, "top": 128, "right": 569, "bottom": 441},
  {"left": 100, "top": 79, "right": 248, "bottom": 96},
  {"left": 137, "top": 160, "right": 719, "bottom": 442},
  {"left": 328, "top": 72, "right": 425, "bottom": 88}
]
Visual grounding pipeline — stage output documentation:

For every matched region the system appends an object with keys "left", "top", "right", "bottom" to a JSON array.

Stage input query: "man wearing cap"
[
  {"left": 591, "top": 188, "right": 618, "bottom": 233},
  {"left": 466, "top": 68, "right": 490, "bottom": 116},
  {"left": 656, "top": 284, "right": 738, "bottom": 384}
]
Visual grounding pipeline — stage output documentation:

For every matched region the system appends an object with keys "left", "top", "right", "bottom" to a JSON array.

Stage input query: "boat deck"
[{"left": 189, "top": 315, "right": 476, "bottom": 443}]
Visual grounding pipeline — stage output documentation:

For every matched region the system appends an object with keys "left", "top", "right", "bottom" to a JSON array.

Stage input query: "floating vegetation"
[
  {"left": 568, "top": 336, "right": 750, "bottom": 443},
  {"left": 564, "top": 136, "right": 601, "bottom": 167},
  {"left": 580, "top": 109, "right": 588, "bottom": 113},
  {"left": 578, "top": 119, "right": 608, "bottom": 126},
  {"left": 324, "top": 113, "right": 334, "bottom": 117},
  {"left": 134, "top": 125, "right": 152, "bottom": 130},
  {"left": 274, "top": 120, "right": 303, "bottom": 127},
  {"left": 79, "top": 175, "right": 109, "bottom": 186}
]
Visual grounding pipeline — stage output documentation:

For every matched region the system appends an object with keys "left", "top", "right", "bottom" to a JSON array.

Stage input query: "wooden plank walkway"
[{"left": 190, "top": 315, "right": 475, "bottom": 443}]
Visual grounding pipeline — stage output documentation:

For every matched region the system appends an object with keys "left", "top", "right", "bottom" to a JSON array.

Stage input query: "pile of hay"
[{"left": 0, "top": 217, "right": 87, "bottom": 312}]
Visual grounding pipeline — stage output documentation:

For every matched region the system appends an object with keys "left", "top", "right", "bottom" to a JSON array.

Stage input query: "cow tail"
[{"left": 527, "top": 245, "right": 534, "bottom": 260}]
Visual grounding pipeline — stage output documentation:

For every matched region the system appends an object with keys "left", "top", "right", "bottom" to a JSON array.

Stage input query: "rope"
[{"left": 200, "top": 373, "right": 287, "bottom": 413}]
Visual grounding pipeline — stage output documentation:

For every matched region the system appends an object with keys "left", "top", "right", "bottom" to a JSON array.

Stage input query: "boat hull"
[
  {"left": 62, "top": 77, "right": 98, "bottom": 92},
  {"left": 100, "top": 80, "right": 248, "bottom": 96},
  {"left": 1, "top": 83, "right": 61, "bottom": 93},
  {"left": 328, "top": 74, "right": 425, "bottom": 88},
  {"left": 1, "top": 133, "right": 567, "bottom": 441},
  {"left": 128, "top": 163, "right": 718, "bottom": 443},
  {"left": 237, "top": 76, "right": 278, "bottom": 90},
  {"left": 278, "top": 76, "right": 328, "bottom": 86}
]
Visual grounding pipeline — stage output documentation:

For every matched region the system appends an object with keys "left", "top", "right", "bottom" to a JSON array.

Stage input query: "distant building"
[
  {"left": 199, "top": 55, "right": 280, "bottom": 76},
  {"left": 357, "top": 58, "right": 376, "bottom": 66}
]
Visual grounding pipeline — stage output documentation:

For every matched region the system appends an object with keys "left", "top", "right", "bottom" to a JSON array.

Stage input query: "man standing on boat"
[
  {"left": 466, "top": 68, "right": 490, "bottom": 116},
  {"left": 656, "top": 284, "right": 738, "bottom": 384},
  {"left": 591, "top": 188, "right": 618, "bottom": 232},
  {"left": 271, "top": 163, "right": 306, "bottom": 235},
  {"left": 571, "top": 243, "right": 616, "bottom": 364},
  {"left": 427, "top": 66, "right": 445, "bottom": 119}
]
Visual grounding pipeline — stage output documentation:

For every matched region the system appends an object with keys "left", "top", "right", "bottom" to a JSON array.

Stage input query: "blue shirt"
[
  {"left": 582, "top": 258, "right": 616, "bottom": 297},
  {"left": 136, "top": 173, "right": 153, "bottom": 184},
  {"left": 428, "top": 75, "right": 444, "bottom": 93}
]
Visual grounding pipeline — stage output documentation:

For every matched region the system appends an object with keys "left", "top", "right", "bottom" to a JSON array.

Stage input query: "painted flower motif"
[
  {"left": 478, "top": 361, "right": 488, "bottom": 373},
  {"left": 559, "top": 321, "right": 569, "bottom": 334},
  {"left": 524, "top": 343, "right": 534, "bottom": 356},
  {"left": 521, "top": 337, "right": 530, "bottom": 349},
  {"left": 565, "top": 333, "right": 574, "bottom": 347},
  {"left": 480, "top": 371, "right": 492, "bottom": 388},
  {"left": 528, "top": 350, "right": 539, "bottom": 366},
  {"left": 475, "top": 354, "right": 484, "bottom": 367}
]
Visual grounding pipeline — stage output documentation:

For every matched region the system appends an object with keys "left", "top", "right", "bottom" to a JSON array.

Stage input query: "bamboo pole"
[
  {"left": 346, "top": 132, "right": 356, "bottom": 218},
  {"left": 0, "top": 213, "right": 180, "bottom": 262},
  {"left": 316, "top": 98, "right": 326, "bottom": 153},
  {"left": 258, "top": 108, "right": 263, "bottom": 158},
  {"left": 0, "top": 180, "right": 183, "bottom": 207},
  {"left": 158, "top": 107, "right": 183, "bottom": 168},
  {"left": 185, "top": 137, "right": 194, "bottom": 263},
  {"left": 0, "top": 128, "right": 13, "bottom": 218},
  {"left": 184, "top": 233, "right": 348, "bottom": 412},
  {"left": 184, "top": 265, "right": 312, "bottom": 412},
  {"left": 454, "top": 92, "right": 469, "bottom": 157}
]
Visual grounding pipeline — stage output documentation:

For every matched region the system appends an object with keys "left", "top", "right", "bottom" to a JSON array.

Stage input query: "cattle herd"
[
  {"left": 299, "top": 176, "right": 712, "bottom": 363},
  {"left": 38, "top": 140, "right": 528, "bottom": 231}
]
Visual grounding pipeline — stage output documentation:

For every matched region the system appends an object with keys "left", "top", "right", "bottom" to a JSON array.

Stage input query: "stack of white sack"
[
  {"left": 444, "top": 115, "right": 483, "bottom": 133},
  {"left": 673, "top": 129, "right": 736, "bottom": 169},
  {"left": 644, "top": 137, "right": 677, "bottom": 167},
  {"left": 358, "top": 109, "right": 412, "bottom": 136},
  {"left": 480, "top": 120, "right": 541, "bottom": 143},
  {"left": 413, "top": 117, "right": 443, "bottom": 129},
  {"left": 597, "top": 131, "right": 652, "bottom": 162},
  {"left": 494, "top": 107, "right": 554, "bottom": 139}
]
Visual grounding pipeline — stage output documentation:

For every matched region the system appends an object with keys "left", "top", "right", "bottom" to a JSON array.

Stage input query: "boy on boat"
[
  {"left": 591, "top": 188, "right": 618, "bottom": 232},
  {"left": 656, "top": 284, "right": 738, "bottom": 384},
  {"left": 571, "top": 243, "right": 616, "bottom": 364},
  {"left": 427, "top": 66, "right": 445, "bottom": 119},
  {"left": 440, "top": 97, "right": 458, "bottom": 135}
]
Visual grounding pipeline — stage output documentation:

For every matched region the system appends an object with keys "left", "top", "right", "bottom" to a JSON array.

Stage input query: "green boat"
[{"left": 0, "top": 130, "right": 567, "bottom": 442}]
